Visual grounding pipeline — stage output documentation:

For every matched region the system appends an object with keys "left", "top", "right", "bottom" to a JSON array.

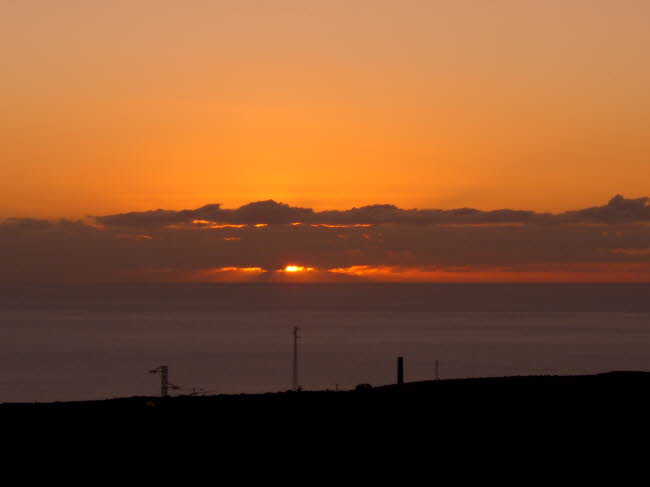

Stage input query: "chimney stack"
[{"left": 397, "top": 356, "right": 404, "bottom": 385}]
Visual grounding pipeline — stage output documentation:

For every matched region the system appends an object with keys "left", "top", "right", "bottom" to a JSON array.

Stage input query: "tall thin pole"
[
  {"left": 397, "top": 356, "right": 404, "bottom": 385},
  {"left": 435, "top": 360, "right": 440, "bottom": 380},
  {"left": 292, "top": 326, "right": 300, "bottom": 391}
]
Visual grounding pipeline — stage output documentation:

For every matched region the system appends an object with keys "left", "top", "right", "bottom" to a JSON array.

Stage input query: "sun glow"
[
  {"left": 284, "top": 265, "right": 314, "bottom": 273},
  {"left": 192, "top": 220, "right": 247, "bottom": 229},
  {"left": 217, "top": 267, "right": 265, "bottom": 273}
]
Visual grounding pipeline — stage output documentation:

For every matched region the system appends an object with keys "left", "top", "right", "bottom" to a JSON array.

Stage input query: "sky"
[{"left": 1, "top": 1, "right": 649, "bottom": 282}]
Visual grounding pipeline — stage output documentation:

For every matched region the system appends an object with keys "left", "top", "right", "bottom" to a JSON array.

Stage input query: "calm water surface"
[{"left": 1, "top": 283, "right": 649, "bottom": 402}]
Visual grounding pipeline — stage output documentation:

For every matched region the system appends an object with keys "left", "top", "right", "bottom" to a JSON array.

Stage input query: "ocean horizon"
[{"left": 2, "top": 283, "right": 649, "bottom": 402}]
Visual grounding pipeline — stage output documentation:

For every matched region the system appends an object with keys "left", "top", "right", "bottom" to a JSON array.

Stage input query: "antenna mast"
[{"left": 292, "top": 326, "right": 301, "bottom": 391}]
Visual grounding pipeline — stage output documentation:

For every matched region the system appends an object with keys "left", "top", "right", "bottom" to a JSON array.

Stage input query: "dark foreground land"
[{"left": 4, "top": 372, "right": 650, "bottom": 417}]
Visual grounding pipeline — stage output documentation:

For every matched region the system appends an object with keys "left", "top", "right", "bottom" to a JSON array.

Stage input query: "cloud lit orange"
[{"left": 2, "top": 196, "right": 650, "bottom": 283}]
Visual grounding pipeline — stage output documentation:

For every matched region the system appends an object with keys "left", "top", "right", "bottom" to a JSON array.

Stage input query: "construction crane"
[{"left": 148, "top": 366, "right": 211, "bottom": 397}]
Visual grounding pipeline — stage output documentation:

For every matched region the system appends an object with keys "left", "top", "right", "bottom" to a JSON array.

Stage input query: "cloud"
[
  {"left": 95, "top": 199, "right": 545, "bottom": 227},
  {"left": 563, "top": 195, "right": 650, "bottom": 223},
  {"left": 1, "top": 218, "right": 53, "bottom": 229},
  {"left": 95, "top": 195, "right": 650, "bottom": 229},
  {"left": 2, "top": 195, "right": 650, "bottom": 282},
  {"left": 95, "top": 200, "right": 314, "bottom": 227}
]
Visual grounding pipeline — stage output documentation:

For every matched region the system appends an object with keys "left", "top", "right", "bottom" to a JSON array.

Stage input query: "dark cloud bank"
[
  {"left": 96, "top": 194, "right": 650, "bottom": 227},
  {"left": 2, "top": 195, "right": 650, "bottom": 282}
]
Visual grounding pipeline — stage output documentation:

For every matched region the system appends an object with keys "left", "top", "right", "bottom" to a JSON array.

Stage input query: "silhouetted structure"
[
  {"left": 397, "top": 357, "right": 404, "bottom": 385},
  {"left": 292, "top": 327, "right": 300, "bottom": 391},
  {"left": 149, "top": 365, "right": 169, "bottom": 397}
]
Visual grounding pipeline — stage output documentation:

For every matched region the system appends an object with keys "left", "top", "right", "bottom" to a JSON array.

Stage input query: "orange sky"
[{"left": 1, "top": 0, "right": 649, "bottom": 219}]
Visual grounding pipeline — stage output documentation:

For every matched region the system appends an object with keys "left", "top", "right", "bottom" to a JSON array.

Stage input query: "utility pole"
[
  {"left": 435, "top": 360, "right": 440, "bottom": 380},
  {"left": 149, "top": 365, "right": 169, "bottom": 397},
  {"left": 292, "top": 326, "right": 300, "bottom": 391}
]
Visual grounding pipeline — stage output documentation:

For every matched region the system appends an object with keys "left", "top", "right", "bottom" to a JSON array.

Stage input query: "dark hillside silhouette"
[{"left": 4, "top": 372, "right": 650, "bottom": 424}]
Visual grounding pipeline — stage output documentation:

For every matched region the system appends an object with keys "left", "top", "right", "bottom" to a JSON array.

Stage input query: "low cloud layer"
[
  {"left": 2, "top": 195, "right": 650, "bottom": 282},
  {"left": 95, "top": 195, "right": 650, "bottom": 227}
]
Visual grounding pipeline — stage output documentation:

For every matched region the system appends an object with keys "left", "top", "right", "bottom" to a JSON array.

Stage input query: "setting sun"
[{"left": 284, "top": 265, "right": 314, "bottom": 273}]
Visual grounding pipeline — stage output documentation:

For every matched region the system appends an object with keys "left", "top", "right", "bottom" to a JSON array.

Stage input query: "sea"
[{"left": 1, "top": 283, "right": 649, "bottom": 403}]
